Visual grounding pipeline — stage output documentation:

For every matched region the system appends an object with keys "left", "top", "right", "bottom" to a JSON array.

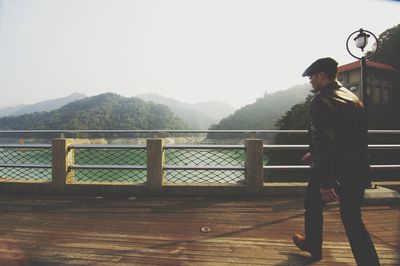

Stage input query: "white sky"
[{"left": 0, "top": 0, "right": 399, "bottom": 108}]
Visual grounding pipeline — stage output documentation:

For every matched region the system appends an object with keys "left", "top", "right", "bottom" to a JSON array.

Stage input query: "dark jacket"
[{"left": 309, "top": 81, "right": 370, "bottom": 188}]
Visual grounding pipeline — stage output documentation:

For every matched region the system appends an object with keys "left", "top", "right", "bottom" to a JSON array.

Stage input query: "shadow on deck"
[{"left": 0, "top": 194, "right": 398, "bottom": 265}]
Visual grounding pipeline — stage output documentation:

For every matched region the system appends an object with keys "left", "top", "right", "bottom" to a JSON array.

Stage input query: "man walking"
[{"left": 292, "top": 57, "right": 380, "bottom": 265}]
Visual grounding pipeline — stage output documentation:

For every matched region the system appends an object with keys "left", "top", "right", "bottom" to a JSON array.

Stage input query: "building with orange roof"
[{"left": 337, "top": 60, "right": 399, "bottom": 107}]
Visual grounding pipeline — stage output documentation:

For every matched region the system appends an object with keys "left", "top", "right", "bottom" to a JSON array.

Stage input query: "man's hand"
[
  {"left": 302, "top": 152, "right": 312, "bottom": 165},
  {"left": 320, "top": 188, "right": 340, "bottom": 202}
]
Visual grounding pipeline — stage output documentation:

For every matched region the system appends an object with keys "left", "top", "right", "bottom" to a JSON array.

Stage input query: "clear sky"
[{"left": 0, "top": 0, "right": 399, "bottom": 108}]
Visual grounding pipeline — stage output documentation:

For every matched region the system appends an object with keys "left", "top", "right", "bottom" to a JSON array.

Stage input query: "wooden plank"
[{"left": 0, "top": 195, "right": 398, "bottom": 265}]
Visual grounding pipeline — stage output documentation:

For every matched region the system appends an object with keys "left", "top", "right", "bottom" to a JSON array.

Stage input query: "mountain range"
[
  {"left": 0, "top": 93, "right": 188, "bottom": 130},
  {"left": 0, "top": 84, "right": 313, "bottom": 131},
  {"left": 0, "top": 93, "right": 86, "bottom": 117},
  {"left": 136, "top": 93, "right": 236, "bottom": 129},
  {"left": 0, "top": 92, "right": 236, "bottom": 129}
]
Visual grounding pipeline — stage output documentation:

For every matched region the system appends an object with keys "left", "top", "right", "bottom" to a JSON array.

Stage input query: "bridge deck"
[{"left": 0, "top": 194, "right": 398, "bottom": 265}]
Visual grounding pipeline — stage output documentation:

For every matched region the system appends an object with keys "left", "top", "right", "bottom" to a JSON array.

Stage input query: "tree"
[{"left": 369, "top": 23, "right": 400, "bottom": 70}]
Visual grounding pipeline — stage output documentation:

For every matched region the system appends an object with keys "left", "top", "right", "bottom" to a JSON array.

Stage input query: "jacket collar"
[{"left": 313, "top": 80, "right": 342, "bottom": 94}]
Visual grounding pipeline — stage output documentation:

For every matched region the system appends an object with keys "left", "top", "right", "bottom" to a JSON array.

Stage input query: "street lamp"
[
  {"left": 346, "top": 28, "right": 379, "bottom": 189},
  {"left": 346, "top": 28, "right": 379, "bottom": 112},
  {"left": 354, "top": 29, "right": 370, "bottom": 52}
]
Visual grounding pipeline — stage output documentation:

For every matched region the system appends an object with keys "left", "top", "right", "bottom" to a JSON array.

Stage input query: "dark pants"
[{"left": 304, "top": 176, "right": 380, "bottom": 265}]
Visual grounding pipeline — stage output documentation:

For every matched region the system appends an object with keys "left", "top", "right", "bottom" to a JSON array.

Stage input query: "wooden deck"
[{"left": 0, "top": 194, "right": 398, "bottom": 265}]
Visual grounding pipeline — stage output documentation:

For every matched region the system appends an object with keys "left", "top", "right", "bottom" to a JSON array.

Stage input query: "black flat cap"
[{"left": 302, "top": 57, "right": 338, "bottom": 77}]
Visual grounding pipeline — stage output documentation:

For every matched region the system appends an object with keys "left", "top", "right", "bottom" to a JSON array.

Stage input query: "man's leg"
[
  {"left": 339, "top": 183, "right": 380, "bottom": 266},
  {"left": 304, "top": 180, "right": 325, "bottom": 256}
]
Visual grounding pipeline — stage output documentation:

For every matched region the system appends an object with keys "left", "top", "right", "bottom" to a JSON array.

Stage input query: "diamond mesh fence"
[
  {"left": 164, "top": 148, "right": 245, "bottom": 184},
  {"left": 73, "top": 148, "right": 147, "bottom": 184},
  {"left": 73, "top": 168, "right": 146, "bottom": 184},
  {"left": 0, "top": 147, "right": 52, "bottom": 182}
]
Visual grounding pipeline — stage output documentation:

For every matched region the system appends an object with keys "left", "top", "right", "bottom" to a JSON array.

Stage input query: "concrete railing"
[{"left": 0, "top": 138, "right": 267, "bottom": 196}]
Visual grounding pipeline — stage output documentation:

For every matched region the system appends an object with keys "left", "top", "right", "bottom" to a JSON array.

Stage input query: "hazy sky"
[{"left": 0, "top": 0, "right": 399, "bottom": 108}]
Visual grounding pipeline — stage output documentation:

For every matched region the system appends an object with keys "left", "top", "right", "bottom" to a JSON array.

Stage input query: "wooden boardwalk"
[{"left": 0, "top": 194, "right": 398, "bottom": 265}]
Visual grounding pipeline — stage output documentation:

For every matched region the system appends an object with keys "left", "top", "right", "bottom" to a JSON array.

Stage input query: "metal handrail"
[
  {"left": 370, "top": 165, "right": 400, "bottom": 169},
  {"left": 368, "top": 130, "right": 400, "bottom": 134},
  {"left": 71, "top": 144, "right": 146, "bottom": 149},
  {"left": 0, "top": 144, "right": 51, "bottom": 148},
  {"left": 368, "top": 144, "right": 400, "bottom": 149},
  {"left": 264, "top": 145, "right": 309, "bottom": 150},
  {"left": 164, "top": 144, "right": 245, "bottom": 149},
  {"left": 264, "top": 144, "right": 400, "bottom": 150},
  {"left": 264, "top": 165, "right": 310, "bottom": 170},
  {"left": 0, "top": 129, "right": 307, "bottom": 134},
  {"left": 2, "top": 163, "right": 394, "bottom": 171},
  {"left": 1, "top": 129, "right": 400, "bottom": 134},
  {"left": 264, "top": 165, "right": 400, "bottom": 170},
  {"left": 0, "top": 143, "right": 399, "bottom": 150}
]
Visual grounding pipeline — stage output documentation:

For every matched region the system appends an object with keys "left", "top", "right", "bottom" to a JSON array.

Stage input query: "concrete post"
[
  {"left": 52, "top": 138, "right": 74, "bottom": 189},
  {"left": 147, "top": 138, "right": 164, "bottom": 195},
  {"left": 245, "top": 139, "right": 264, "bottom": 196},
  {"left": 248, "top": 132, "right": 257, "bottom": 139}
]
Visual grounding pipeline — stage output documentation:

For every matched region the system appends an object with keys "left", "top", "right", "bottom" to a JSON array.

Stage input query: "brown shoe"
[{"left": 292, "top": 234, "right": 322, "bottom": 261}]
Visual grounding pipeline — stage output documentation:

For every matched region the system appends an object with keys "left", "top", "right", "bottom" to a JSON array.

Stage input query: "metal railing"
[
  {"left": 0, "top": 130, "right": 399, "bottom": 195},
  {"left": 0, "top": 144, "right": 52, "bottom": 182},
  {"left": 1, "top": 129, "right": 399, "bottom": 134},
  {"left": 70, "top": 144, "right": 147, "bottom": 184},
  {"left": 164, "top": 144, "right": 245, "bottom": 183},
  {"left": 264, "top": 144, "right": 400, "bottom": 171}
]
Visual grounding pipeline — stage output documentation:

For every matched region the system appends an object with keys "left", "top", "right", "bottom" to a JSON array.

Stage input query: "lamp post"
[
  {"left": 346, "top": 28, "right": 379, "bottom": 189},
  {"left": 346, "top": 28, "right": 379, "bottom": 112}
]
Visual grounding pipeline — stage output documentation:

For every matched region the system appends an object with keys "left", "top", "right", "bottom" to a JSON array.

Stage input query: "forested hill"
[
  {"left": 210, "top": 84, "right": 312, "bottom": 130},
  {"left": 0, "top": 93, "right": 189, "bottom": 130}
]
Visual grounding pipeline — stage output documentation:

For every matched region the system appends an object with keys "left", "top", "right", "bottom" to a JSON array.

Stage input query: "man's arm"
[{"left": 310, "top": 97, "right": 337, "bottom": 189}]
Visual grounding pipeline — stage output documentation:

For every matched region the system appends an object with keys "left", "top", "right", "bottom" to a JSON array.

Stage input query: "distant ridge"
[
  {"left": 0, "top": 104, "right": 28, "bottom": 117},
  {"left": 136, "top": 93, "right": 236, "bottom": 129},
  {"left": 0, "top": 93, "right": 86, "bottom": 117}
]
